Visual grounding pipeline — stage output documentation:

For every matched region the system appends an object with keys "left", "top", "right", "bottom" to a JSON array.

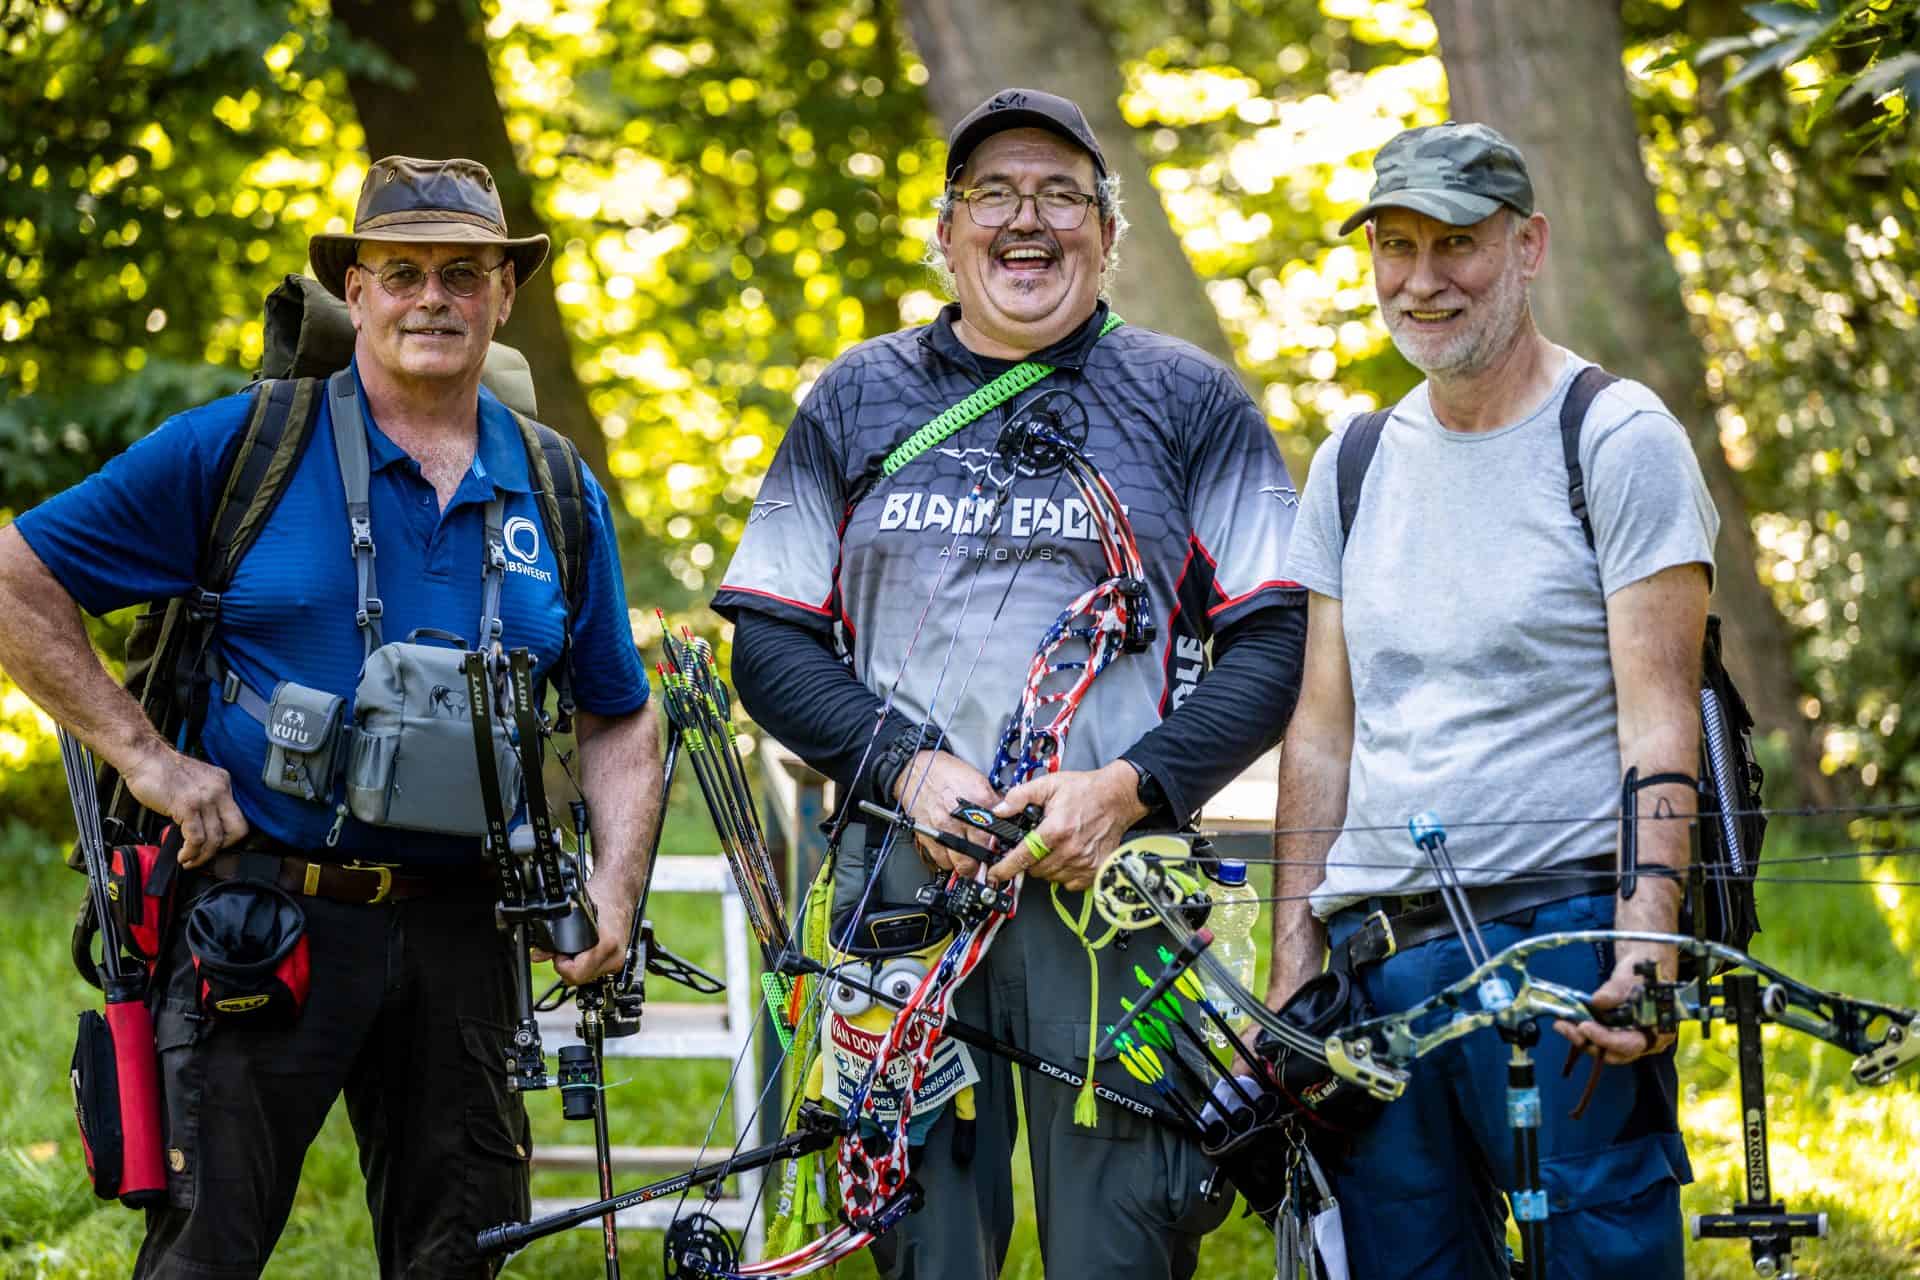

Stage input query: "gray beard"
[{"left": 1387, "top": 262, "right": 1531, "bottom": 380}]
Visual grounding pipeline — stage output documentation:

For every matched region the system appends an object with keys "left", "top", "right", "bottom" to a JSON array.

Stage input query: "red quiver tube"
[{"left": 71, "top": 972, "right": 168, "bottom": 1208}]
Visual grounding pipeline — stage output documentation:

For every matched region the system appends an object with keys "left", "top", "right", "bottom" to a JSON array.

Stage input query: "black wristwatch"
[
  {"left": 1121, "top": 756, "right": 1166, "bottom": 813},
  {"left": 870, "top": 722, "right": 942, "bottom": 805}
]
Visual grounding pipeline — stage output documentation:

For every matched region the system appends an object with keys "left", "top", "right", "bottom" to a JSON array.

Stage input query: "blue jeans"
[{"left": 1323, "top": 893, "right": 1692, "bottom": 1280}]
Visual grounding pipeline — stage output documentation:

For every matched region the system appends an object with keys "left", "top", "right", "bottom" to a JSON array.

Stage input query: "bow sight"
[{"left": 463, "top": 641, "right": 723, "bottom": 1280}]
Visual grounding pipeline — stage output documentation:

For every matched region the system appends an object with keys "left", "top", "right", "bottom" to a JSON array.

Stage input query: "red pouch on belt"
[
  {"left": 106, "top": 826, "right": 182, "bottom": 968},
  {"left": 70, "top": 974, "right": 168, "bottom": 1208}
]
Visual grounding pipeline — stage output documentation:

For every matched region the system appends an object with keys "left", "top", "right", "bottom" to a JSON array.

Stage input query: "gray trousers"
[{"left": 855, "top": 845, "right": 1231, "bottom": 1280}]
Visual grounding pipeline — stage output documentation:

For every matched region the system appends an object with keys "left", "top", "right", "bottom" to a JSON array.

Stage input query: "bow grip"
[{"left": 1408, "top": 811, "right": 1446, "bottom": 852}]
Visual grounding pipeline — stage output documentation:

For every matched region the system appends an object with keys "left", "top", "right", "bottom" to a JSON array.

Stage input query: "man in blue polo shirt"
[{"left": 0, "top": 157, "right": 659, "bottom": 1277}]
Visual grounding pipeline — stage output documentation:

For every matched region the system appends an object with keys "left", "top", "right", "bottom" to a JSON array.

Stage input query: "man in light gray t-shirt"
[
  {"left": 1291, "top": 358, "right": 1718, "bottom": 915},
  {"left": 1264, "top": 122, "right": 1717, "bottom": 1279}
]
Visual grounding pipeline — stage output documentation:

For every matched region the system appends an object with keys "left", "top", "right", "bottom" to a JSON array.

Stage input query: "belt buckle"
[
  {"left": 344, "top": 860, "right": 395, "bottom": 905},
  {"left": 1364, "top": 908, "right": 1397, "bottom": 961}
]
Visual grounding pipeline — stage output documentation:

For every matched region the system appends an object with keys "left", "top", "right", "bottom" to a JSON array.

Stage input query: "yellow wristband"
[{"left": 1023, "top": 831, "right": 1051, "bottom": 863}]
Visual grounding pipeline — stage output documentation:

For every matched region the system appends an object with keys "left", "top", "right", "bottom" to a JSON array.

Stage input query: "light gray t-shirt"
[{"left": 1286, "top": 353, "right": 1720, "bottom": 917}]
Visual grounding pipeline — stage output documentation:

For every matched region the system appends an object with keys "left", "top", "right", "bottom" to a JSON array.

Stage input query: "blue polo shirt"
[{"left": 15, "top": 365, "right": 649, "bottom": 866}]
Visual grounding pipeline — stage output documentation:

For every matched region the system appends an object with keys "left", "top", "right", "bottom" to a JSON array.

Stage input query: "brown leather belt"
[{"left": 207, "top": 850, "right": 446, "bottom": 905}]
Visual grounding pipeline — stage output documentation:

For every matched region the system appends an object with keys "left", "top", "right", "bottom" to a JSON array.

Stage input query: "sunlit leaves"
[
  {"left": 485, "top": 0, "right": 942, "bottom": 606},
  {"left": 0, "top": 0, "right": 358, "bottom": 394},
  {"left": 1111, "top": 10, "right": 1445, "bottom": 442},
  {"left": 1682, "top": 0, "right": 1919, "bottom": 149},
  {"left": 1629, "top": 11, "right": 1918, "bottom": 799}
]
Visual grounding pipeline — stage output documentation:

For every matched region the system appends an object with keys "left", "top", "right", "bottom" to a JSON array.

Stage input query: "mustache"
[{"left": 401, "top": 308, "right": 467, "bottom": 334}]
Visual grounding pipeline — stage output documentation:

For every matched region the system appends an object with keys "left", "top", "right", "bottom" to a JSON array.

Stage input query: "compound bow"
[{"left": 1091, "top": 821, "right": 1920, "bottom": 1280}]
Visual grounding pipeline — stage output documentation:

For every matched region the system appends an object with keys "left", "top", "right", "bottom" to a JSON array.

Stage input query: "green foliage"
[
  {"left": 487, "top": 0, "right": 945, "bottom": 610},
  {"left": 1095, "top": 0, "right": 1440, "bottom": 447},
  {"left": 1685, "top": 0, "right": 1920, "bottom": 149},
  {"left": 1625, "top": 7, "right": 1920, "bottom": 799},
  {"left": 0, "top": 358, "right": 239, "bottom": 511},
  {"left": 0, "top": 0, "right": 366, "bottom": 404},
  {"left": 0, "top": 0, "right": 1915, "bottom": 808}
]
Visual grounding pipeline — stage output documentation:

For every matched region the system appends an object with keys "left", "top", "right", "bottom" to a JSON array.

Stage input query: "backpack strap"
[
  {"left": 205, "top": 379, "right": 324, "bottom": 591},
  {"left": 1336, "top": 408, "right": 1393, "bottom": 548},
  {"left": 1557, "top": 366, "right": 1621, "bottom": 551},
  {"left": 479, "top": 496, "right": 507, "bottom": 651},
  {"left": 513, "top": 412, "right": 588, "bottom": 721},
  {"left": 178, "top": 377, "right": 326, "bottom": 748},
  {"left": 326, "top": 370, "right": 385, "bottom": 659},
  {"left": 515, "top": 414, "right": 587, "bottom": 611}
]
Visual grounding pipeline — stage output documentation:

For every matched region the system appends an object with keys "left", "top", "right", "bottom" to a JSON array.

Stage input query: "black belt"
[{"left": 1332, "top": 854, "right": 1619, "bottom": 972}]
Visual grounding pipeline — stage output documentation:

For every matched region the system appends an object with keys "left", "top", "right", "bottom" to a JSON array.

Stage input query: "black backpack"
[{"left": 1336, "top": 366, "right": 1765, "bottom": 957}]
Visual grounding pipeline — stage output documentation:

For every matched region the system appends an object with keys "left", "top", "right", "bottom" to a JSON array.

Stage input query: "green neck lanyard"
[{"left": 880, "top": 312, "right": 1124, "bottom": 478}]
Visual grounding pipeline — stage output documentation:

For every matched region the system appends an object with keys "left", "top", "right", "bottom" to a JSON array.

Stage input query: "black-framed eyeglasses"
[
  {"left": 356, "top": 258, "right": 507, "bottom": 299},
  {"left": 952, "top": 186, "right": 1100, "bottom": 230}
]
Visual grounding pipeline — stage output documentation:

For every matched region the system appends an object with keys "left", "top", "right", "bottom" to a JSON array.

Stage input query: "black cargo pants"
[{"left": 134, "top": 874, "right": 530, "bottom": 1279}]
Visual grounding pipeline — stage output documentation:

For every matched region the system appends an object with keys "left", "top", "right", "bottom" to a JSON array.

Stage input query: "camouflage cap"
[
  {"left": 309, "top": 156, "right": 549, "bottom": 299},
  {"left": 1338, "top": 122, "right": 1534, "bottom": 236}
]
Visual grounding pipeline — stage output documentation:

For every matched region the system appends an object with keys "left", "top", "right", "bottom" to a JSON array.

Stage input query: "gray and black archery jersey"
[{"left": 713, "top": 302, "right": 1305, "bottom": 820}]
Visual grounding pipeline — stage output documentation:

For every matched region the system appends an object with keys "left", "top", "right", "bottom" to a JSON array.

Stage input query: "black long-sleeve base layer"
[{"left": 730, "top": 603, "right": 1304, "bottom": 821}]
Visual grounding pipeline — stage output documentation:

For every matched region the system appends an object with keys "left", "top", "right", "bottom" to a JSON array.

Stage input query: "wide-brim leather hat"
[{"left": 309, "top": 155, "right": 549, "bottom": 300}]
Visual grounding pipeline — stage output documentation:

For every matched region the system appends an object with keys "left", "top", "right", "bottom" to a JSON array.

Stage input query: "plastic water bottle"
[{"left": 1202, "top": 859, "right": 1260, "bottom": 1049}]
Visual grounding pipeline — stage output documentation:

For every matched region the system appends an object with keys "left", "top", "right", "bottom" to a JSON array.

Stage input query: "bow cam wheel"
[
  {"left": 663, "top": 1212, "right": 737, "bottom": 1277},
  {"left": 998, "top": 390, "right": 1090, "bottom": 477},
  {"left": 1093, "top": 836, "right": 1200, "bottom": 932}
]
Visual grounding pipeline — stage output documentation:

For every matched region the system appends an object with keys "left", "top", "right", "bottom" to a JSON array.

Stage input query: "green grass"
[{"left": 2, "top": 817, "right": 1917, "bottom": 1277}]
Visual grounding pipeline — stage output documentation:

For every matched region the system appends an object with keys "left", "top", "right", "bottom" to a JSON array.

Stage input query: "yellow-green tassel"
[{"left": 1052, "top": 883, "right": 1116, "bottom": 1129}]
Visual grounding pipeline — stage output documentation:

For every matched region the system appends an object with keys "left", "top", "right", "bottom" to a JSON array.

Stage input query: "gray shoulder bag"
[{"left": 329, "top": 370, "right": 523, "bottom": 836}]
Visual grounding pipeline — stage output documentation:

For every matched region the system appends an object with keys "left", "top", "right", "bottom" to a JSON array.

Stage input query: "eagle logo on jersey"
[
  {"left": 748, "top": 500, "right": 793, "bottom": 525},
  {"left": 1259, "top": 485, "right": 1299, "bottom": 507},
  {"left": 936, "top": 446, "right": 1037, "bottom": 492}
]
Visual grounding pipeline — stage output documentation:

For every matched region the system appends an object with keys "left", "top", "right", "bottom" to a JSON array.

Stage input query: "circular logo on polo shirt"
[{"left": 504, "top": 516, "right": 541, "bottom": 565}]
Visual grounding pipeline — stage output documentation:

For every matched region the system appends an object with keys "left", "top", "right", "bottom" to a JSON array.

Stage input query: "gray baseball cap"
[{"left": 1338, "top": 122, "right": 1534, "bottom": 236}]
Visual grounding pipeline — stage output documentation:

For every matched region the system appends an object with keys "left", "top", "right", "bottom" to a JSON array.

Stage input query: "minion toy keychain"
[{"left": 808, "top": 937, "right": 980, "bottom": 1164}]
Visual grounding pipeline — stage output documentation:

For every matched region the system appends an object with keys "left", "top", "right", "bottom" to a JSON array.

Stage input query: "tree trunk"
[
  {"left": 330, "top": 0, "right": 610, "bottom": 485},
  {"left": 898, "top": 0, "right": 1261, "bottom": 394},
  {"left": 1425, "top": 0, "right": 1832, "bottom": 804}
]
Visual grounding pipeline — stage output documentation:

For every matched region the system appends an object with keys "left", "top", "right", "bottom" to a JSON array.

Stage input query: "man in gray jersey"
[
  {"left": 1263, "top": 122, "right": 1716, "bottom": 1276},
  {"left": 716, "top": 89, "right": 1306, "bottom": 1278}
]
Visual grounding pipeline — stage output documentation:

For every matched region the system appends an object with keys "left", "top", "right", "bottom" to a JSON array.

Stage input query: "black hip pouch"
[
  {"left": 1255, "top": 968, "right": 1386, "bottom": 1147},
  {"left": 184, "top": 881, "right": 312, "bottom": 1027}
]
